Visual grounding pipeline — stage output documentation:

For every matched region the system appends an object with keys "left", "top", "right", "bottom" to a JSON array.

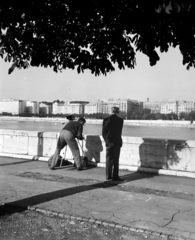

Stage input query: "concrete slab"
[{"left": 0, "top": 156, "right": 195, "bottom": 239}]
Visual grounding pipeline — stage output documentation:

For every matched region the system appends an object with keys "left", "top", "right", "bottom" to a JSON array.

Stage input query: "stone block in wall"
[
  {"left": 139, "top": 138, "right": 168, "bottom": 169},
  {"left": 0, "top": 129, "right": 43, "bottom": 156},
  {"left": 99, "top": 136, "right": 143, "bottom": 166},
  {"left": 0, "top": 129, "right": 29, "bottom": 154},
  {"left": 167, "top": 140, "right": 195, "bottom": 172},
  {"left": 27, "top": 131, "right": 43, "bottom": 156},
  {"left": 0, "top": 129, "right": 4, "bottom": 153},
  {"left": 84, "top": 135, "right": 103, "bottom": 163},
  {"left": 120, "top": 137, "right": 143, "bottom": 166},
  {"left": 42, "top": 132, "right": 59, "bottom": 157}
]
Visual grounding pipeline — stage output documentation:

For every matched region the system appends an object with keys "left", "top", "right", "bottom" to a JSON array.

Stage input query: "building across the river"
[
  {"left": 144, "top": 99, "right": 195, "bottom": 115},
  {"left": 39, "top": 102, "right": 52, "bottom": 115},
  {"left": 85, "top": 98, "right": 141, "bottom": 115},
  {"left": 143, "top": 100, "right": 163, "bottom": 113},
  {"left": 0, "top": 98, "right": 39, "bottom": 115},
  {"left": 25, "top": 100, "right": 39, "bottom": 114},
  {"left": 1, "top": 97, "right": 195, "bottom": 116},
  {"left": 52, "top": 101, "right": 89, "bottom": 115},
  {"left": 0, "top": 98, "right": 25, "bottom": 115}
]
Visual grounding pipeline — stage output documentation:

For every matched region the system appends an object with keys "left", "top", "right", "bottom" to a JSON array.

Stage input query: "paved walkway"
[{"left": 0, "top": 156, "right": 195, "bottom": 240}]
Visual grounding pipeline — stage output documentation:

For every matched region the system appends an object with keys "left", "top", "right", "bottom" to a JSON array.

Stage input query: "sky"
[{"left": 0, "top": 46, "right": 195, "bottom": 103}]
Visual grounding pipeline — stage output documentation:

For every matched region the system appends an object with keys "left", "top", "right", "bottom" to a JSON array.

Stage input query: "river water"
[{"left": 0, "top": 120, "right": 195, "bottom": 140}]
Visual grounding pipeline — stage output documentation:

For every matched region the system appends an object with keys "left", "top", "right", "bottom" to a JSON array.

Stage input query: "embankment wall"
[{"left": 0, "top": 129, "right": 195, "bottom": 178}]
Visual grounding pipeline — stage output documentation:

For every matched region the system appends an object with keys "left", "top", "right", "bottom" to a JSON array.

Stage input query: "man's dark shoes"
[
  {"left": 50, "top": 167, "right": 55, "bottom": 170},
  {"left": 112, "top": 177, "right": 123, "bottom": 181},
  {"left": 106, "top": 177, "right": 112, "bottom": 180},
  {"left": 77, "top": 167, "right": 85, "bottom": 171}
]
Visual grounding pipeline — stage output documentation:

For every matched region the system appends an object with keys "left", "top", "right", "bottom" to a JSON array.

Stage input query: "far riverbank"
[{"left": 0, "top": 116, "right": 194, "bottom": 128}]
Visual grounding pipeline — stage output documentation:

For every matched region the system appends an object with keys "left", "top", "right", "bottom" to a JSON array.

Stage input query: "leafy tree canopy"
[{"left": 0, "top": 0, "right": 194, "bottom": 75}]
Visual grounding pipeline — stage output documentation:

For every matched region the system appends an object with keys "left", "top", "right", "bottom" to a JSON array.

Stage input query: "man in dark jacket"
[
  {"left": 49, "top": 117, "right": 86, "bottom": 170},
  {"left": 102, "top": 106, "right": 124, "bottom": 181}
]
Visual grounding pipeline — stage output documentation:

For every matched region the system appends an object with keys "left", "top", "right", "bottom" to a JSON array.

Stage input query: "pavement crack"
[
  {"left": 161, "top": 210, "right": 180, "bottom": 227},
  {"left": 161, "top": 209, "right": 192, "bottom": 227}
]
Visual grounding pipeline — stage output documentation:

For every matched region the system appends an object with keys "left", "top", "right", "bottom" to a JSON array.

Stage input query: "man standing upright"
[{"left": 102, "top": 106, "right": 124, "bottom": 181}]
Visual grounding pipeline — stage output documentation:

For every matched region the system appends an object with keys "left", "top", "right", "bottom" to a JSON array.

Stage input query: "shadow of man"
[{"left": 1, "top": 170, "right": 157, "bottom": 216}]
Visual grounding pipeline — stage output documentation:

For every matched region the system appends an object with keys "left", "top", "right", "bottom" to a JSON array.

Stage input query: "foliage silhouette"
[{"left": 0, "top": 0, "right": 195, "bottom": 75}]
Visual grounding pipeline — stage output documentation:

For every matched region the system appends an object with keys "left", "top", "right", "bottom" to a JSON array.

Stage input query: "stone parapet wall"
[{"left": 0, "top": 129, "right": 195, "bottom": 176}]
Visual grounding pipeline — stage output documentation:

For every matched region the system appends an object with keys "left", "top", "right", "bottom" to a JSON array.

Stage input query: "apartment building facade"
[
  {"left": 160, "top": 100, "right": 178, "bottom": 114},
  {"left": 39, "top": 102, "right": 52, "bottom": 115},
  {"left": 143, "top": 101, "right": 162, "bottom": 113},
  {"left": 84, "top": 99, "right": 140, "bottom": 115},
  {"left": 106, "top": 98, "right": 140, "bottom": 114},
  {"left": 177, "top": 101, "right": 195, "bottom": 115},
  {"left": 85, "top": 101, "right": 108, "bottom": 114},
  {"left": 160, "top": 100, "right": 195, "bottom": 115},
  {"left": 25, "top": 101, "right": 39, "bottom": 114},
  {"left": 85, "top": 102, "right": 98, "bottom": 114},
  {"left": 143, "top": 99, "right": 195, "bottom": 115},
  {"left": 52, "top": 101, "right": 89, "bottom": 115},
  {"left": 52, "top": 102, "right": 70, "bottom": 114},
  {"left": 0, "top": 98, "right": 26, "bottom": 114}
]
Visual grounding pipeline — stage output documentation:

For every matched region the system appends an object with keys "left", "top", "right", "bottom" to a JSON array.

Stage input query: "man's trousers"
[
  {"left": 50, "top": 130, "right": 81, "bottom": 169},
  {"left": 105, "top": 146, "right": 121, "bottom": 179}
]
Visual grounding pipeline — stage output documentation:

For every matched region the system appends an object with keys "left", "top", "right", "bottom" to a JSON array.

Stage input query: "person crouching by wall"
[
  {"left": 49, "top": 117, "right": 86, "bottom": 170},
  {"left": 102, "top": 106, "right": 124, "bottom": 181}
]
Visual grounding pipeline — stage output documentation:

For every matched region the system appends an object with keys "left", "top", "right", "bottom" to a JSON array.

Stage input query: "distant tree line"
[{"left": 1, "top": 109, "right": 195, "bottom": 121}]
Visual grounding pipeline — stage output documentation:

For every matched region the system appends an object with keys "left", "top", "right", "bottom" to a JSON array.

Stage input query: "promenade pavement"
[{"left": 0, "top": 156, "right": 195, "bottom": 240}]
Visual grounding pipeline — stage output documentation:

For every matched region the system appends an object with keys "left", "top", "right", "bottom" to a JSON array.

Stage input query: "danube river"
[{"left": 0, "top": 119, "right": 195, "bottom": 140}]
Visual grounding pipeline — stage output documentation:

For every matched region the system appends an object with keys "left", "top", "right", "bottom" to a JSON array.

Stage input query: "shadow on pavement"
[
  {"left": 1, "top": 171, "right": 156, "bottom": 216},
  {"left": 61, "top": 164, "right": 97, "bottom": 170},
  {"left": 121, "top": 171, "right": 157, "bottom": 182},
  {"left": 0, "top": 205, "right": 26, "bottom": 216},
  {"left": 104, "top": 171, "right": 158, "bottom": 187}
]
